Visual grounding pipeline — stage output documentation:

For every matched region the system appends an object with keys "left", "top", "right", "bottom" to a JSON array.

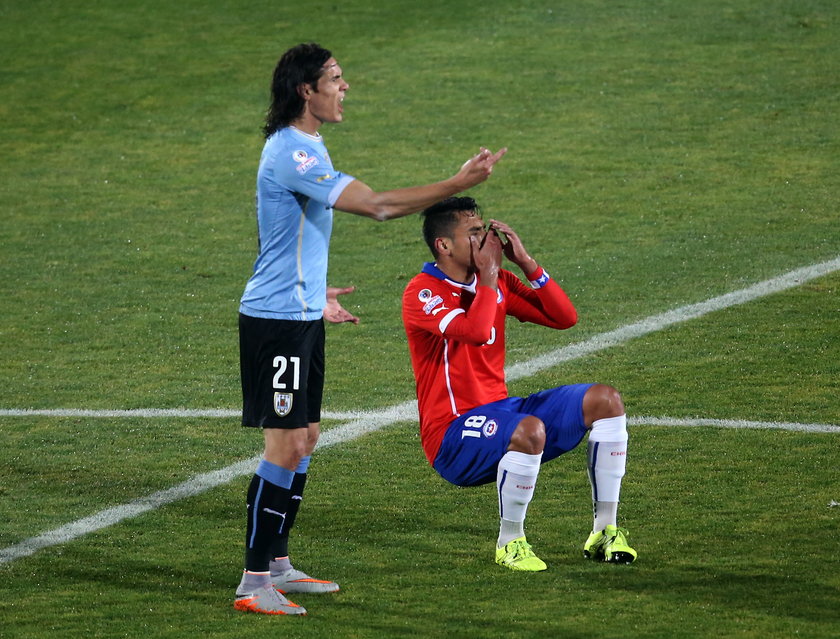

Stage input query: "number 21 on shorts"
[
  {"left": 272, "top": 356, "right": 301, "bottom": 390},
  {"left": 272, "top": 356, "right": 300, "bottom": 418}
]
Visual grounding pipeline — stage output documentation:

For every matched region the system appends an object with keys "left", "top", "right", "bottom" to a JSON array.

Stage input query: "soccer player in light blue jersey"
[{"left": 234, "top": 42, "right": 506, "bottom": 616}]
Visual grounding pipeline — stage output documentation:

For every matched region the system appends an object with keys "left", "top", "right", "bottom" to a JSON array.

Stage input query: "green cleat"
[
  {"left": 495, "top": 537, "right": 547, "bottom": 572},
  {"left": 583, "top": 529, "right": 607, "bottom": 560},
  {"left": 584, "top": 525, "right": 637, "bottom": 564}
]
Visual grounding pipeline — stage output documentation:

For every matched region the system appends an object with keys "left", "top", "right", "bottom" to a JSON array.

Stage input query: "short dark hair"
[
  {"left": 263, "top": 43, "right": 332, "bottom": 138},
  {"left": 421, "top": 197, "right": 481, "bottom": 258}
]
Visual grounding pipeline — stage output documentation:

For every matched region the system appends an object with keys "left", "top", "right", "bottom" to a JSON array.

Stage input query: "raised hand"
[
  {"left": 488, "top": 219, "right": 538, "bottom": 275},
  {"left": 454, "top": 147, "right": 508, "bottom": 189},
  {"left": 470, "top": 227, "right": 502, "bottom": 289},
  {"left": 324, "top": 286, "right": 360, "bottom": 324}
]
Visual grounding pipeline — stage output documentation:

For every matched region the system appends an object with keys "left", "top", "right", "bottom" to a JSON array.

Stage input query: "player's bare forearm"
[{"left": 334, "top": 147, "right": 507, "bottom": 221}]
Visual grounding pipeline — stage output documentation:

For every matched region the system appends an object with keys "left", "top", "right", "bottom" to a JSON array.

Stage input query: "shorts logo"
[
  {"left": 418, "top": 288, "right": 433, "bottom": 302},
  {"left": 482, "top": 419, "right": 499, "bottom": 438},
  {"left": 274, "top": 392, "right": 293, "bottom": 417},
  {"left": 292, "top": 149, "right": 319, "bottom": 174}
]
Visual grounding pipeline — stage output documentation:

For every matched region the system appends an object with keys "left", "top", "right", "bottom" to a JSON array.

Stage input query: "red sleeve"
[
  {"left": 439, "top": 285, "right": 498, "bottom": 344},
  {"left": 503, "top": 268, "right": 577, "bottom": 329}
]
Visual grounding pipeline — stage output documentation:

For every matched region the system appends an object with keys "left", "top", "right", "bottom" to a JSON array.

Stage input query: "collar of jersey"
[
  {"left": 422, "top": 262, "right": 477, "bottom": 294},
  {"left": 287, "top": 126, "right": 323, "bottom": 143}
]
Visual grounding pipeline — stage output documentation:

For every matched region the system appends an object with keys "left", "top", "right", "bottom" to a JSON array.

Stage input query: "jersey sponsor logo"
[
  {"left": 482, "top": 419, "right": 499, "bottom": 438},
  {"left": 274, "top": 392, "right": 294, "bottom": 417},
  {"left": 610, "top": 451, "right": 627, "bottom": 456},
  {"left": 292, "top": 149, "right": 320, "bottom": 174},
  {"left": 423, "top": 295, "right": 445, "bottom": 315},
  {"left": 418, "top": 288, "right": 433, "bottom": 302},
  {"left": 297, "top": 157, "right": 319, "bottom": 174}
]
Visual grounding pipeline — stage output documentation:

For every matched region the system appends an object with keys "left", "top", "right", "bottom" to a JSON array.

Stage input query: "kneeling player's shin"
[
  {"left": 587, "top": 415, "right": 628, "bottom": 504},
  {"left": 497, "top": 451, "right": 542, "bottom": 546}
]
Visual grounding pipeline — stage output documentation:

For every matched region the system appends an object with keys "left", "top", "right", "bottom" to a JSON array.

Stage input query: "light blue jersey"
[{"left": 240, "top": 127, "right": 355, "bottom": 320}]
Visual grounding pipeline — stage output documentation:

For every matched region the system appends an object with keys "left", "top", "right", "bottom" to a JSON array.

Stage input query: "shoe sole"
[
  {"left": 234, "top": 599, "right": 307, "bottom": 616},
  {"left": 583, "top": 550, "right": 604, "bottom": 560},
  {"left": 495, "top": 558, "right": 548, "bottom": 572},
  {"left": 605, "top": 551, "right": 636, "bottom": 564}
]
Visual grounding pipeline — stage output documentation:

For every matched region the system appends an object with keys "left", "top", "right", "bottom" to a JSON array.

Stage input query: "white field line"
[
  {"left": 2, "top": 407, "right": 838, "bottom": 435},
  {"left": 630, "top": 416, "right": 840, "bottom": 434},
  {"left": 1, "top": 255, "right": 839, "bottom": 565},
  {"left": 0, "top": 408, "right": 355, "bottom": 420}
]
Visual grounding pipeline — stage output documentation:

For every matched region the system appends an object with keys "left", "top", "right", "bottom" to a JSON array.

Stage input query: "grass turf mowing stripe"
[
  {"left": 505, "top": 255, "right": 840, "bottom": 382},
  {"left": 0, "top": 402, "right": 417, "bottom": 566},
  {"left": 1, "top": 411, "right": 834, "bottom": 566},
  {"left": 1, "top": 255, "right": 838, "bottom": 565}
]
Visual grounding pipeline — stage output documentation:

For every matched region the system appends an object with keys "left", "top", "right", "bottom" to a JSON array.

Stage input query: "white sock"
[
  {"left": 269, "top": 556, "right": 293, "bottom": 576},
  {"left": 236, "top": 570, "right": 271, "bottom": 595},
  {"left": 593, "top": 500, "right": 618, "bottom": 533},
  {"left": 497, "top": 451, "right": 542, "bottom": 547},
  {"left": 587, "top": 415, "right": 628, "bottom": 532}
]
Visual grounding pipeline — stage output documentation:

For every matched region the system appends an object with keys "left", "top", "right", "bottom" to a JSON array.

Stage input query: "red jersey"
[{"left": 402, "top": 262, "right": 577, "bottom": 464}]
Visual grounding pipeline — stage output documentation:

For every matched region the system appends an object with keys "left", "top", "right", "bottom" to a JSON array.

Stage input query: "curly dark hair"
[
  {"left": 421, "top": 197, "right": 481, "bottom": 258},
  {"left": 263, "top": 43, "right": 332, "bottom": 138}
]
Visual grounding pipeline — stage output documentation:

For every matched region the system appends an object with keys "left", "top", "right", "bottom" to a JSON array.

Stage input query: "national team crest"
[
  {"left": 274, "top": 392, "right": 293, "bottom": 417},
  {"left": 483, "top": 419, "right": 499, "bottom": 438}
]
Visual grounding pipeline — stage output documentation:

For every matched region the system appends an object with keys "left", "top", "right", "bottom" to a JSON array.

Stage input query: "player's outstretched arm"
[{"left": 334, "top": 147, "right": 507, "bottom": 221}]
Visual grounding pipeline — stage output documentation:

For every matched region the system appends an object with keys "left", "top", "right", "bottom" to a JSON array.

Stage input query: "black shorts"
[{"left": 239, "top": 314, "right": 325, "bottom": 429}]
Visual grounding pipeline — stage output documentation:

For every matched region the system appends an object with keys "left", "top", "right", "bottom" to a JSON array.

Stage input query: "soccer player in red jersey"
[{"left": 402, "top": 197, "right": 637, "bottom": 570}]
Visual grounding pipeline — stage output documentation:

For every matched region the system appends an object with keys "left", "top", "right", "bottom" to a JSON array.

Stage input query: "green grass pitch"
[{"left": 1, "top": 0, "right": 838, "bottom": 637}]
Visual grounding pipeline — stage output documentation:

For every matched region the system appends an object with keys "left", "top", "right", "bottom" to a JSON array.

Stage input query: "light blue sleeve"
[{"left": 273, "top": 144, "right": 355, "bottom": 207}]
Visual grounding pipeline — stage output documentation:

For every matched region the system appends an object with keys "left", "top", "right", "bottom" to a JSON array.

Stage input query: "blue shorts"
[{"left": 432, "top": 384, "right": 594, "bottom": 487}]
